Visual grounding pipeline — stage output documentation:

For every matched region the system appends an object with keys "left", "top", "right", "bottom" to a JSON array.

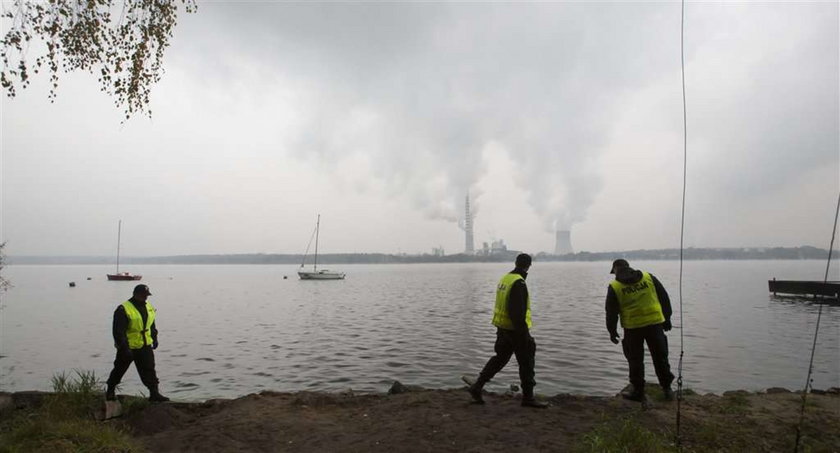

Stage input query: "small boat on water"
[
  {"left": 299, "top": 268, "right": 347, "bottom": 280},
  {"left": 298, "top": 215, "right": 345, "bottom": 280},
  {"left": 768, "top": 278, "right": 839, "bottom": 300},
  {"left": 107, "top": 220, "right": 142, "bottom": 281},
  {"left": 107, "top": 272, "right": 142, "bottom": 281}
]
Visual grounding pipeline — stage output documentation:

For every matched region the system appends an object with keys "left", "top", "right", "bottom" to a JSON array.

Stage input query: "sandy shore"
[
  {"left": 103, "top": 385, "right": 840, "bottom": 452},
  {"left": 2, "top": 385, "right": 838, "bottom": 452}
]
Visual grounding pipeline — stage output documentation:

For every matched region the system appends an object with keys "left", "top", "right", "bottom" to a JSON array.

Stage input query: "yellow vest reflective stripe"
[
  {"left": 492, "top": 273, "right": 533, "bottom": 330},
  {"left": 610, "top": 272, "right": 665, "bottom": 329},
  {"left": 121, "top": 300, "right": 156, "bottom": 349}
]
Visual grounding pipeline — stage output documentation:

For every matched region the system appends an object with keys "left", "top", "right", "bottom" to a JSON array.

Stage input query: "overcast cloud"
[{"left": 1, "top": 1, "right": 837, "bottom": 257}]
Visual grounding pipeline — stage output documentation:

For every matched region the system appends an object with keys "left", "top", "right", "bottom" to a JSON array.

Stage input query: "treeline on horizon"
[{"left": 8, "top": 246, "right": 837, "bottom": 265}]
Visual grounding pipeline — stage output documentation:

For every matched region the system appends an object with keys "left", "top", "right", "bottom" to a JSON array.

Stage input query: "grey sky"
[{"left": 1, "top": 1, "right": 837, "bottom": 257}]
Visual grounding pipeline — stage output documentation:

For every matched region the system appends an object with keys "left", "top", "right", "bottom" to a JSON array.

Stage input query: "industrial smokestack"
[
  {"left": 555, "top": 230, "right": 573, "bottom": 255},
  {"left": 464, "top": 193, "right": 475, "bottom": 254}
]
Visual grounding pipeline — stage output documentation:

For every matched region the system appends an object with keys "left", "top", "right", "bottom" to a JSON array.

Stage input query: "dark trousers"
[
  {"left": 622, "top": 323, "right": 673, "bottom": 390},
  {"left": 107, "top": 346, "right": 159, "bottom": 389},
  {"left": 478, "top": 328, "right": 537, "bottom": 396}
]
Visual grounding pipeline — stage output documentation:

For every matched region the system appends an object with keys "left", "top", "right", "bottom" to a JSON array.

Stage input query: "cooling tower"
[{"left": 555, "top": 230, "right": 573, "bottom": 255}]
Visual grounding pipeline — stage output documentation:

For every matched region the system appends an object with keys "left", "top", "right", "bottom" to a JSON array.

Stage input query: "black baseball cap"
[
  {"left": 133, "top": 284, "right": 152, "bottom": 296},
  {"left": 610, "top": 259, "right": 629, "bottom": 274}
]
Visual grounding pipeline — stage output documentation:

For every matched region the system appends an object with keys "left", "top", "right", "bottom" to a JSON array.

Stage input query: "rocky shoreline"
[{"left": 2, "top": 385, "right": 839, "bottom": 452}]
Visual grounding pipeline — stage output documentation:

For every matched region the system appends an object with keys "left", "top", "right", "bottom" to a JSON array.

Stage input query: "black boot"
[
  {"left": 148, "top": 386, "right": 170, "bottom": 403},
  {"left": 662, "top": 385, "right": 674, "bottom": 401},
  {"left": 105, "top": 384, "right": 116, "bottom": 401},
  {"left": 467, "top": 378, "right": 486, "bottom": 405},
  {"left": 521, "top": 388, "right": 549, "bottom": 408},
  {"left": 622, "top": 384, "right": 646, "bottom": 402}
]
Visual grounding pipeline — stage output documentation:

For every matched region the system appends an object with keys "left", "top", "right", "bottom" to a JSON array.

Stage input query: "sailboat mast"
[
  {"left": 115, "top": 220, "right": 122, "bottom": 274},
  {"left": 314, "top": 215, "right": 320, "bottom": 271}
]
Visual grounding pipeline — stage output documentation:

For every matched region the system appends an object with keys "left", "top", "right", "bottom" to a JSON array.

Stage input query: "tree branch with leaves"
[{"left": 1, "top": 0, "right": 195, "bottom": 119}]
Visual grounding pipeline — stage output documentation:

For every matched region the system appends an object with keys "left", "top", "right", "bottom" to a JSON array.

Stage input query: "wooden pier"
[{"left": 768, "top": 279, "right": 840, "bottom": 300}]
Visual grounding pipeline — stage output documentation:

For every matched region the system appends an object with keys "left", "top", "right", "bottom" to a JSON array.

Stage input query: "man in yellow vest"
[
  {"left": 105, "top": 284, "right": 169, "bottom": 402},
  {"left": 606, "top": 259, "right": 674, "bottom": 402},
  {"left": 467, "top": 253, "right": 548, "bottom": 408}
]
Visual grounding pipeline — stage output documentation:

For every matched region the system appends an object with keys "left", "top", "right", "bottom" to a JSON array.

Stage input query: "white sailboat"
[
  {"left": 298, "top": 215, "right": 345, "bottom": 280},
  {"left": 106, "top": 220, "right": 142, "bottom": 281}
]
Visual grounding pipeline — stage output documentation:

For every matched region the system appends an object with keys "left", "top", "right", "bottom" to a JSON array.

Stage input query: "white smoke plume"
[
  {"left": 188, "top": 4, "right": 658, "bottom": 229},
  {"left": 182, "top": 3, "right": 836, "bottom": 238}
]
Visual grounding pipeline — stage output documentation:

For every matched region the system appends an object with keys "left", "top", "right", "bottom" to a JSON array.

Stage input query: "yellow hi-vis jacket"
[
  {"left": 492, "top": 273, "right": 532, "bottom": 330},
  {"left": 121, "top": 300, "right": 156, "bottom": 349},
  {"left": 609, "top": 271, "right": 665, "bottom": 329}
]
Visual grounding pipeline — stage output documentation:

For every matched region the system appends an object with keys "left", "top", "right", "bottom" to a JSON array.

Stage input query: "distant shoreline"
[{"left": 7, "top": 246, "right": 837, "bottom": 265}]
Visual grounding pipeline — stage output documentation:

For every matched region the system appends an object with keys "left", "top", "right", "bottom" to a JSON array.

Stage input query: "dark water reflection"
[{"left": 1, "top": 261, "right": 838, "bottom": 401}]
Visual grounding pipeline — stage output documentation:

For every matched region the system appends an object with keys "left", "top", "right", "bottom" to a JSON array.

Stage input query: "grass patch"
[
  {"left": 803, "top": 395, "right": 821, "bottom": 408},
  {"left": 575, "top": 416, "right": 675, "bottom": 453},
  {"left": 51, "top": 369, "right": 100, "bottom": 394},
  {"left": 1, "top": 418, "right": 139, "bottom": 453},
  {"left": 120, "top": 396, "right": 151, "bottom": 417},
  {"left": 684, "top": 413, "right": 759, "bottom": 451},
  {"left": 718, "top": 392, "right": 750, "bottom": 415},
  {"left": 688, "top": 420, "right": 728, "bottom": 448},
  {"left": 0, "top": 370, "right": 144, "bottom": 453},
  {"left": 43, "top": 370, "right": 103, "bottom": 420},
  {"left": 643, "top": 386, "right": 697, "bottom": 402}
]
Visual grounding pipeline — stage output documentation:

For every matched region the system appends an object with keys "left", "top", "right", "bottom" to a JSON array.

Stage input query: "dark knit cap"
[
  {"left": 515, "top": 253, "right": 532, "bottom": 268},
  {"left": 133, "top": 284, "right": 152, "bottom": 296},
  {"left": 610, "top": 259, "right": 630, "bottom": 274}
]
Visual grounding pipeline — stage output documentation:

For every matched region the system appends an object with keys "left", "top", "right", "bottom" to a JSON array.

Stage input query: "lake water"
[{"left": 1, "top": 261, "right": 838, "bottom": 401}]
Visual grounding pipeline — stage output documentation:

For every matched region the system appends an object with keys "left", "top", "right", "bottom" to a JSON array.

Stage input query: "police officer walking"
[
  {"left": 606, "top": 259, "right": 674, "bottom": 402},
  {"left": 105, "top": 284, "right": 169, "bottom": 402},
  {"left": 467, "top": 253, "right": 548, "bottom": 408}
]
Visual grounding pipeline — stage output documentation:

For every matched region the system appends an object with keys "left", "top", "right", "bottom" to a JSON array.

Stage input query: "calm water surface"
[{"left": 1, "top": 261, "right": 838, "bottom": 400}]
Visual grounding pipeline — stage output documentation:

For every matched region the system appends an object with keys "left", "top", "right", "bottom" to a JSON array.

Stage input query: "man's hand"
[
  {"left": 610, "top": 332, "right": 620, "bottom": 344},
  {"left": 663, "top": 320, "right": 672, "bottom": 331},
  {"left": 152, "top": 341, "right": 159, "bottom": 350}
]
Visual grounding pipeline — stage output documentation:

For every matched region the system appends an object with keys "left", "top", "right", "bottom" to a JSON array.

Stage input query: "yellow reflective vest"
[
  {"left": 121, "top": 300, "right": 156, "bottom": 349},
  {"left": 609, "top": 271, "right": 665, "bottom": 329},
  {"left": 492, "top": 273, "right": 532, "bottom": 330}
]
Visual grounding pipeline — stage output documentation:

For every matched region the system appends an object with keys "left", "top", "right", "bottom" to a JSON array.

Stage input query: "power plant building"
[{"left": 480, "top": 239, "right": 508, "bottom": 256}]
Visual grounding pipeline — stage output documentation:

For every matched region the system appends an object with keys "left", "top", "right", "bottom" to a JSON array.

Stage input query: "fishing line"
[
  {"left": 676, "top": 0, "right": 687, "bottom": 449},
  {"left": 793, "top": 191, "right": 840, "bottom": 453}
]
